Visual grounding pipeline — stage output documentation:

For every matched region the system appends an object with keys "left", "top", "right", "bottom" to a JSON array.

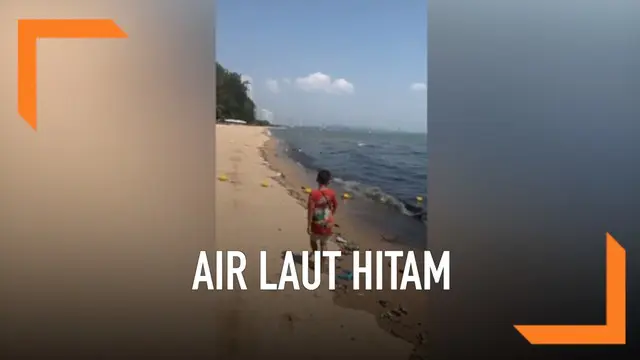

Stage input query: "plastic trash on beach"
[
  {"left": 416, "top": 196, "right": 424, "bottom": 202},
  {"left": 218, "top": 174, "right": 229, "bottom": 181},
  {"left": 303, "top": 187, "right": 312, "bottom": 194},
  {"left": 337, "top": 270, "right": 353, "bottom": 281},
  {"left": 261, "top": 180, "right": 269, "bottom": 187},
  {"left": 343, "top": 243, "right": 359, "bottom": 252},
  {"left": 335, "top": 235, "right": 348, "bottom": 245},
  {"left": 342, "top": 193, "right": 352, "bottom": 199},
  {"left": 334, "top": 235, "right": 359, "bottom": 252}
]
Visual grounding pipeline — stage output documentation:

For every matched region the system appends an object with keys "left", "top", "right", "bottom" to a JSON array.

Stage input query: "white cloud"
[
  {"left": 295, "top": 72, "right": 354, "bottom": 95},
  {"left": 282, "top": 78, "right": 291, "bottom": 84},
  {"left": 410, "top": 82, "right": 427, "bottom": 91},
  {"left": 266, "top": 78, "right": 280, "bottom": 93}
]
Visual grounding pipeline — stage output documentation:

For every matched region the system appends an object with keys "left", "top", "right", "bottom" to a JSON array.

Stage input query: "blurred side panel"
[
  {"left": 427, "top": 0, "right": 639, "bottom": 359},
  {"left": 0, "top": 0, "right": 216, "bottom": 358}
]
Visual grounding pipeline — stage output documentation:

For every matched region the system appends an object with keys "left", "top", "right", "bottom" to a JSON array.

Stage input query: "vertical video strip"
[
  {"left": 207, "top": 0, "right": 431, "bottom": 359},
  {"left": 0, "top": 0, "right": 217, "bottom": 358}
]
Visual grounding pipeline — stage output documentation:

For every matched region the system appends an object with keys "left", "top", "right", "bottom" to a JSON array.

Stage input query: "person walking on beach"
[{"left": 307, "top": 169, "right": 338, "bottom": 272}]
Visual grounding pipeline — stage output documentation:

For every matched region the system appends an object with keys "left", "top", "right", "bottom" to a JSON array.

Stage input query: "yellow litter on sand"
[
  {"left": 261, "top": 180, "right": 270, "bottom": 187},
  {"left": 342, "top": 193, "right": 352, "bottom": 199},
  {"left": 218, "top": 175, "right": 229, "bottom": 181},
  {"left": 303, "top": 187, "right": 312, "bottom": 194},
  {"left": 416, "top": 196, "right": 423, "bottom": 202}
]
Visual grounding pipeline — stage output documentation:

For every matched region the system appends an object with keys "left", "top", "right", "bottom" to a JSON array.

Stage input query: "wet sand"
[{"left": 214, "top": 124, "right": 427, "bottom": 359}]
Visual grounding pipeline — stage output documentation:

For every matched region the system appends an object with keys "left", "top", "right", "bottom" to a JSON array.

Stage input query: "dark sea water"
[{"left": 270, "top": 126, "right": 428, "bottom": 247}]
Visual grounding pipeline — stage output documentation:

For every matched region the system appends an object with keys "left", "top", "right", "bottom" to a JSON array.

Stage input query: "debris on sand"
[
  {"left": 335, "top": 235, "right": 348, "bottom": 245},
  {"left": 333, "top": 235, "right": 360, "bottom": 253},
  {"left": 398, "top": 305, "right": 409, "bottom": 315},
  {"left": 381, "top": 305, "right": 409, "bottom": 320},
  {"left": 347, "top": 244, "right": 360, "bottom": 252},
  {"left": 380, "top": 311, "right": 401, "bottom": 322},
  {"left": 341, "top": 242, "right": 360, "bottom": 252},
  {"left": 337, "top": 270, "right": 353, "bottom": 281}
]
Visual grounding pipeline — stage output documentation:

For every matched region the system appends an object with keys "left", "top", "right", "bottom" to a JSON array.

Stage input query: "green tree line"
[{"left": 216, "top": 62, "right": 270, "bottom": 126}]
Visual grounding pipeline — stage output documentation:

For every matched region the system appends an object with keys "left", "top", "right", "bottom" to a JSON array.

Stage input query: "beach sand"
[{"left": 214, "top": 124, "right": 427, "bottom": 359}]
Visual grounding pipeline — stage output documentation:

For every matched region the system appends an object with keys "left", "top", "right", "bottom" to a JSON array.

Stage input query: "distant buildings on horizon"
[
  {"left": 258, "top": 108, "right": 275, "bottom": 123},
  {"left": 240, "top": 73, "right": 275, "bottom": 123}
]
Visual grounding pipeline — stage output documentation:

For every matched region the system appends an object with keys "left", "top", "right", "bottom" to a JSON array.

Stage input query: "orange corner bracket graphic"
[
  {"left": 514, "top": 233, "right": 626, "bottom": 345},
  {"left": 18, "top": 19, "right": 128, "bottom": 130}
]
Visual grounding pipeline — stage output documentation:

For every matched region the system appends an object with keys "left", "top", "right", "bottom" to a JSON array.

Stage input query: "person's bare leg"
[
  {"left": 319, "top": 238, "right": 329, "bottom": 273},
  {"left": 309, "top": 235, "right": 319, "bottom": 270}
]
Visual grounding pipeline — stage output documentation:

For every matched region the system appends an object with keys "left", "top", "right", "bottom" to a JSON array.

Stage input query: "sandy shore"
[{"left": 214, "top": 124, "right": 426, "bottom": 359}]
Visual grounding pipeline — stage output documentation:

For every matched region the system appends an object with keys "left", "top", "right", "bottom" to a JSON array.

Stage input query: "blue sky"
[{"left": 217, "top": 0, "right": 427, "bottom": 132}]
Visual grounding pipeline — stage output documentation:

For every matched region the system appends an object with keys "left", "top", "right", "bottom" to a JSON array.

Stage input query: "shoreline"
[
  {"left": 214, "top": 124, "right": 413, "bottom": 359},
  {"left": 259, "top": 129, "right": 429, "bottom": 359},
  {"left": 266, "top": 126, "right": 428, "bottom": 248}
]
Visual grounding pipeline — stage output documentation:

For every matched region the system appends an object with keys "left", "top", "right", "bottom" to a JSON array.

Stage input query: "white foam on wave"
[{"left": 333, "top": 177, "right": 423, "bottom": 218}]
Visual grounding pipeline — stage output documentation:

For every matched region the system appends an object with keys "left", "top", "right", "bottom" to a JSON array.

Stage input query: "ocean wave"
[
  {"left": 273, "top": 128, "right": 427, "bottom": 224},
  {"left": 333, "top": 178, "right": 427, "bottom": 222}
]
